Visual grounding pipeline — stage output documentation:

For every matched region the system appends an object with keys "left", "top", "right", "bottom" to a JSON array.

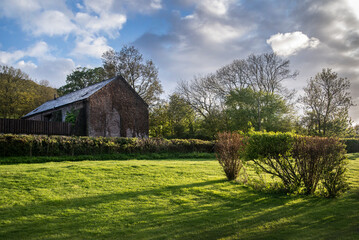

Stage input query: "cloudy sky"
[{"left": 0, "top": 0, "right": 359, "bottom": 122}]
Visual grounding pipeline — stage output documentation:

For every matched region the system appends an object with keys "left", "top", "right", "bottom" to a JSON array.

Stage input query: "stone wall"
[{"left": 87, "top": 77, "right": 149, "bottom": 137}]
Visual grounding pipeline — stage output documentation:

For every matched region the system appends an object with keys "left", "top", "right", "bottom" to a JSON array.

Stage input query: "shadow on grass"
[
  {"left": 1, "top": 178, "right": 359, "bottom": 240},
  {"left": 0, "top": 152, "right": 216, "bottom": 165}
]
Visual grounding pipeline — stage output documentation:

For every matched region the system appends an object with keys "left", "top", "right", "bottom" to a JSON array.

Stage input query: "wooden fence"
[{"left": 0, "top": 118, "right": 72, "bottom": 136}]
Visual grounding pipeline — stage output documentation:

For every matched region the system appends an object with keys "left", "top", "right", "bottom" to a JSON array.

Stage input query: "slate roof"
[{"left": 23, "top": 77, "right": 116, "bottom": 118}]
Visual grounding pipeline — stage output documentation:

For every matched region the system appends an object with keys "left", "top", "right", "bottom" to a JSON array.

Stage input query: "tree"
[
  {"left": 167, "top": 93, "right": 196, "bottom": 138},
  {"left": 226, "top": 88, "right": 293, "bottom": 132},
  {"left": 209, "top": 53, "right": 298, "bottom": 100},
  {"left": 301, "top": 68, "right": 354, "bottom": 136},
  {"left": 177, "top": 74, "right": 228, "bottom": 138},
  {"left": 0, "top": 65, "right": 57, "bottom": 118},
  {"left": 102, "top": 46, "right": 163, "bottom": 106},
  {"left": 149, "top": 100, "right": 171, "bottom": 138},
  {"left": 176, "top": 53, "right": 297, "bottom": 136},
  {"left": 58, "top": 67, "right": 106, "bottom": 96}
]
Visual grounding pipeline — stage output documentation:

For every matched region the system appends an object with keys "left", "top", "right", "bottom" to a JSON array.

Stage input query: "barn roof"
[{"left": 23, "top": 77, "right": 116, "bottom": 118}]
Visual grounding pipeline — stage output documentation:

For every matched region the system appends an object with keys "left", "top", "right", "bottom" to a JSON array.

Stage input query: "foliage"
[
  {"left": 0, "top": 134, "right": 215, "bottom": 157},
  {"left": 65, "top": 108, "right": 80, "bottom": 125},
  {"left": 341, "top": 138, "right": 359, "bottom": 153},
  {"left": 215, "top": 132, "right": 247, "bottom": 180},
  {"left": 102, "top": 45, "right": 163, "bottom": 106},
  {"left": 57, "top": 67, "right": 106, "bottom": 96},
  {"left": 245, "top": 131, "right": 300, "bottom": 191},
  {"left": 226, "top": 88, "right": 294, "bottom": 132},
  {"left": 293, "top": 136, "right": 348, "bottom": 196},
  {"left": 175, "top": 53, "right": 297, "bottom": 138},
  {"left": 301, "top": 68, "right": 354, "bottom": 137},
  {"left": 0, "top": 65, "right": 57, "bottom": 118},
  {"left": 149, "top": 100, "right": 171, "bottom": 138},
  {"left": 0, "top": 158, "right": 358, "bottom": 239},
  {"left": 245, "top": 132, "right": 349, "bottom": 196}
]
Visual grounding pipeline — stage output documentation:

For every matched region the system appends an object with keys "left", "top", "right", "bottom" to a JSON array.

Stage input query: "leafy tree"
[
  {"left": 149, "top": 100, "right": 171, "bottom": 138},
  {"left": 226, "top": 88, "right": 293, "bottom": 132},
  {"left": 0, "top": 65, "right": 57, "bottom": 118},
  {"left": 102, "top": 45, "right": 163, "bottom": 106},
  {"left": 176, "top": 53, "right": 297, "bottom": 137},
  {"left": 301, "top": 68, "right": 354, "bottom": 136},
  {"left": 167, "top": 93, "right": 196, "bottom": 138},
  {"left": 58, "top": 67, "right": 106, "bottom": 96}
]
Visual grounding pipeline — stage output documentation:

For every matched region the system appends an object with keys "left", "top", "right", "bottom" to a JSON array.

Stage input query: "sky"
[{"left": 0, "top": 0, "right": 359, "bottom": 122}]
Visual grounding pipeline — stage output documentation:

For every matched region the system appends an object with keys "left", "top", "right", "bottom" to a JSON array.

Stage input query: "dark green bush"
[
  {"left": 245, "top": 131, "right": 301, "bottom": 191},
  {"left": 341, "top": 138, "right": 359, "bottom": 153},
  {"left": 0, "top": 134, "right": 215, "bottom": 158}
]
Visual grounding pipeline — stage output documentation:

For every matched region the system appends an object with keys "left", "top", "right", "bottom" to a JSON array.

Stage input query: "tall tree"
[
  {"left": 58, "top": 67, "right": 106, "bottom": 96},
  {"left": 102, "top": 45, "right": 163, "bottom": 106},
  {"left": 149, "top": 100, "right": 171, "bottom": 138},
  {"left": 0, "top": 65, "right": 57, "bottom": 118},
  {"left": 226, "top": 88, "right": 293, "bottom": 132},
  {"left": 301, "top": 68, "right": 354, "bottom": 136},
  {"left": 167, "top": 93, "right": 196, "bottom": 138}
]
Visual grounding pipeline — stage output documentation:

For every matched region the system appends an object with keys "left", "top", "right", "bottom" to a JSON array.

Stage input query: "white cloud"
[
  {"left": 72, "top": 36, "right": 112, "bottom": 58},
  {"left": 0, "top": 41, "right": 52, "bottom": 65},
  {"left": 199, "top": 0, "right": 234, "bottom": 16},
  {"left": 0, "top": 50, "right": 25, "bottom": 65},
  {"left": 267, "top": 31, "right": 320, "bottom": 56},
  {"left": 31, "top": 10, "right": 76, "bottom": 36},
  {"left": 75, "top": 12, "right": 126, "bottom": 37},
  {"left": 22, "top": 58, "right": 75, "bottom": 87},
  {"left": 150, "top": 0, "right": 162, "bottom": 10},
  {"left": 16, "top": 60, "right": 38, "bottom": 70}
]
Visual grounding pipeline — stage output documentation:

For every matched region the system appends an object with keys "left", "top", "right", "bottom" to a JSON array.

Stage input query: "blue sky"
[{"left": 1, "top": 0, "right": 359, "bottom": 122}]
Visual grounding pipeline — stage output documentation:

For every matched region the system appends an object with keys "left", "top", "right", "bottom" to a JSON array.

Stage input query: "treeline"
[
  {"left": 1, "top": 46, "right": 355, "bottom": 140},
  {"left": 0, "top": 65, "right": 57, "bottom": 119},
  {"left": 151, "top": 54, "right": 354, "bottom": 139}
]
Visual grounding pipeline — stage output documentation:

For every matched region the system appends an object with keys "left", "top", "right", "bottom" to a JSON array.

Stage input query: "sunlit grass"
[{"left": 0, "top": 155, "right": 358, "bottom": 239}]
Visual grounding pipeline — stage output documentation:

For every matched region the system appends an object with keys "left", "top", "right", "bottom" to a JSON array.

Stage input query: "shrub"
[
  {"left": 245, "top": 132, "right": 301, "bottom": 191},
  {"left": 341, "top": 138, "right": 359, "bottom": 153},
  {"left": 0, "top": 134, "right": 215, "bottom": 157},
  {"left": 215, "top": 132, "right": 246, "bottom": 181},
  {"left": 292, "top": 136, "right": 348, "bottom": 197}
]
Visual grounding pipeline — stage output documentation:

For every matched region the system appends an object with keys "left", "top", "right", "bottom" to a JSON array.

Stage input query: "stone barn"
[{"left": 23, "top": 75, "right": 149, "bottom": 137}]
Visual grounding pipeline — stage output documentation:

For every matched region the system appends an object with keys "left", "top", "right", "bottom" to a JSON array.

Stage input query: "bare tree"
[
  {"left": 177, "top": 74, "right": 221, "bottom": 119},
  {"left": 301, "top": 68, "right": 354, "bottom": 136},
  {"left": 245, "top": 53, "right": 298, "bottom": 96}
]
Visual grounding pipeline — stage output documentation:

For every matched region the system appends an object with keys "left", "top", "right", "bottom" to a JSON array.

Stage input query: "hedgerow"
[
  {"left": 216, "top": 131, "right": 349, "bottom": 197},
  {"left": 0, "top": 134, "right": 215, "bottom": 157}
]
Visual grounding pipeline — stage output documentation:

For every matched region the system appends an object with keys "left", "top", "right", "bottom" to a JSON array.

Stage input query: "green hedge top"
[{"left": 0, "top": 134, "right": 215, "bottom": 157}]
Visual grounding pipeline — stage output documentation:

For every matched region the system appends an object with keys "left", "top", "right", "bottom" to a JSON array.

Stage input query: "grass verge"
[{"left": 0, "top": 155, "right": 358, "bottom": 239}]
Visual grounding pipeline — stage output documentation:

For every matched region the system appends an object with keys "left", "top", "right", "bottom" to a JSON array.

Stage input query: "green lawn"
[{"left": 0, "top": 155, "right": 358, "bottom": 240}]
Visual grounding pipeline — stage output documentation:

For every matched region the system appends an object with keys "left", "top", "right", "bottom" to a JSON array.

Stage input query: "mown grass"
[{"left": 0, "top": 154, "right": 358, "bottom": 240}]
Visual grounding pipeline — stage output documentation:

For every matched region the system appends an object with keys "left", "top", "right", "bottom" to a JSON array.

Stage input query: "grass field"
[{"left": 0, "top": 154, "right": 358, "bottom": 240}]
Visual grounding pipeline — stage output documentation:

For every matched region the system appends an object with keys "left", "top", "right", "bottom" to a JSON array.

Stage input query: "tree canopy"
[
  {"left": 57, "top": 67, "right": 106, "bottom": 96},
  {"left": 102, "top": 45, "right": 163, "bottom": 106},
  {"left": 0, "top": 65, "right": 57, "bottom": 118},
  {"left": 301, "top": 68, "right": 354, "bottom": 137}
]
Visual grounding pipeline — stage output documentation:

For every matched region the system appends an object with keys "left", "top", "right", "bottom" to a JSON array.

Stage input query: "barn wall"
[{"left": 87, "top": 77, "right": 148, "bottom": 137}]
